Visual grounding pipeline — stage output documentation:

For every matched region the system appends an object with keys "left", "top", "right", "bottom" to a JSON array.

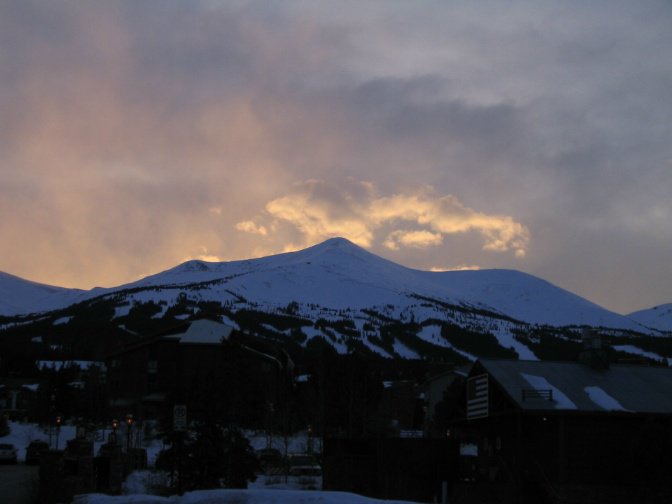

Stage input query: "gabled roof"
[
  {"left": 477, "top": 359, "right": 672, "bottom": 415},
  {"left": 172, "top": 318, "right": 234, "bottom": 344},
  {"left": 108, "top": 318, "right": 234, "bottom": 357}
]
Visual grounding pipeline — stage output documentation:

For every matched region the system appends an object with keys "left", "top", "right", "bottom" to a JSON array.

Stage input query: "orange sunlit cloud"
[{"left": 237, "top": 181, "right": 530, "bottom": 258}]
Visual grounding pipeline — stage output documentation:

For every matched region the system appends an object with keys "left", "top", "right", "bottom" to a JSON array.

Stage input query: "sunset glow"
[{"left": 1, "top": 1, "right": 670, "bottom": 313}]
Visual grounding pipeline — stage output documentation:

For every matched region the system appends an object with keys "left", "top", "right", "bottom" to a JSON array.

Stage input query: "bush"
[{"left": 155, "top": 425, "right": 260, "bottom": 491}]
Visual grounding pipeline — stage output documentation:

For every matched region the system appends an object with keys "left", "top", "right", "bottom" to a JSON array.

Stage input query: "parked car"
[
  {"left": 25, "top": 440, "right": 49, "bottom": 465},
  {"left": 287, "top": 453, "right": 322, "bottom": 476},
  {"left": 256, "top": 447, "right": 284, "bottom": 474},
  {"left": 287, "top": 453, "right": 322, "bottom": 489},
  {"left": 0, "top": 443, "right": 18, "bottom": 464}
]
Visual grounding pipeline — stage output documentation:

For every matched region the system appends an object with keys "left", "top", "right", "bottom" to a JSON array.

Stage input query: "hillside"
[
  {"left": 628, "top": 304, "right": 672, "bottom": 332},
  {"left": 1, "top": 238, "right": 670, "bottom": 365},
  {"left": 0, "top": 271, "right": 87, "bottom": 316}
]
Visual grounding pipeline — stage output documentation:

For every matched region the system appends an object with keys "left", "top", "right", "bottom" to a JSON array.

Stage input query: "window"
[{"left": 147, "top": 360, "right": 158, "bottom": 373}]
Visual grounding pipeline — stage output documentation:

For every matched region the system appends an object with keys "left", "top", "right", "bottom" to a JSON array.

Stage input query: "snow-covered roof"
[
  {"left": 478, "top": 358, "right": 672, "bottom": 414},
  {"left": 176, "top": 318, "right": 234, "bottom": 344}
]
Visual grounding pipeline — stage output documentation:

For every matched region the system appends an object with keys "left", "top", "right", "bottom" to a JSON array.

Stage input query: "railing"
[{"left": 521, "top": 389, "right": 553, "bottom": 401}]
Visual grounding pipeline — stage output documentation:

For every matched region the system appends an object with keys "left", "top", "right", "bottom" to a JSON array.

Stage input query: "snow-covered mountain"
[
  {"left": 0, "top": 271, "right": 88, "bottom": 316},
  {"left": 628, "top": 304, "right": 672, "bottom": 332},
  {"left": 0, "top": 238, "right": 660, "bottom": 331},
  {"left": 2, "top": 237, "right": 670, "bottom": 362}
]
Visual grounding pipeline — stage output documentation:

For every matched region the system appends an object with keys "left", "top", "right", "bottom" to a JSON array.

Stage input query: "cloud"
[
  {"left": 383, "top": 230, "right": 444, "bottom": 250},
  {"left": 240, "top": 180, "right": 530, "bottom": 258},
  {"left": 235, "top": 220, "right": 268, "bottom": 236},
  {"left": 430, "top": 265, "right": 481, "bottom": 272},
  {"left": 265, "top": 193, "right": 375, "bottom": 248},
  {"left": 369, "top": 193, "right": 530, "bottom": 257},
  {"left": 182, "top": 246, "right": 227, "bottom": 263}
]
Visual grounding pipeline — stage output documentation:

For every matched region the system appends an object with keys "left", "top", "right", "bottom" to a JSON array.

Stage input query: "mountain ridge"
[{"left": 0, "top": 238, "right": 669, "bottom": 336}]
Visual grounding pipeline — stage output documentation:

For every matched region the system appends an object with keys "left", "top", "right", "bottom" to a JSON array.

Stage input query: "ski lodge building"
[{"left": 456, "top": 344, "right": 672, "bottom": 503}]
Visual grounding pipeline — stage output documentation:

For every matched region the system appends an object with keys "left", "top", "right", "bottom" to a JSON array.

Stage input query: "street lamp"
[
  {"left": 55, "top": 416, "right": 62, "bottom": 450},
  {"left": 110, "top": 419, "right": 119, "bottom": 444},
  {"left": 126, "top": 414, "right": 134, "bottom": 451}
]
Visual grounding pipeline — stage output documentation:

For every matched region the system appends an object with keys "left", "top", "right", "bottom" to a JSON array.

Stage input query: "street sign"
[{"left": 173, "top": 404, "right": 187, "bottom": 431}]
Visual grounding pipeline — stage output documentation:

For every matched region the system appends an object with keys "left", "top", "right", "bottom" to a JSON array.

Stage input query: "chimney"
[{"left": 579, "top": 328, "right": 610, "bottom": 370}]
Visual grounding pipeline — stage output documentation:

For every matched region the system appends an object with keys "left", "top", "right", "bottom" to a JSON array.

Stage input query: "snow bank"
[
  {"left": 74, "top": 489, "right": 420, "bottom": 504},
  {"left": 0, "top": 421, "right": 77, "bottom": 460},
  {"left": 612, "top": 344, "right": 672, "bottom": 366}
]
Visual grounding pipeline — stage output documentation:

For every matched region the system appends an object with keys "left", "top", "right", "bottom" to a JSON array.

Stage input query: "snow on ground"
[
  {"left": 490, "top": 324, "right": 538, "bottom": 361},
  {"left": 36, "top": 360, "right": 106, "bottom": 371},
  {"left": 5, "top": 424, "right": 420, "bottom": 503},
  {"left": 612, "top": 344, "right": 672, "bottom": 366},
  {"left": 0, "top": 421, "right": 164, "bottom": 463},
  {"left": 417, "top": 325, "right": 477, "bottom": 361},
  {"left": 361, "top": 337, "right": 393, "bottom": 358},
  {"left": 114, "top": 304, "right": 133, "bottom": 319},
  {"left": 74, "top": 489, "right": 421, "bottom": 504},
  {"left": 302, "top": 326, "right": 348, "bottom": 353},
  {"left": 520, "top": 373, "right": 577, "bottom": 409},
  {"left": 3, "top": 237, "right": 654, "bottom": 332},
  {"left": 627, "top": 303, "right": 672, "bottom": 333},
  {"left": 246, "top": 429, "right": 316, "bottom": 454},
  {"left": 0, "top": 422, "right": 75, "bottom": 460},
  {"left": 220, "top": 315, "right": 240, "bottom": 330},
  {"left": 392, "top": 339, "right": 420, "bottom": 359}
]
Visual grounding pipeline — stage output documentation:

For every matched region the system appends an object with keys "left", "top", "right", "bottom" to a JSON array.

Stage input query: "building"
[
  {"left": 106, "top": 318, "right": 293, "bottom": 428},
  {"left": 453, "top": 356, "right": 672, "bottom": 503},
  {"left": 0, "top": 378, "right": 39, "bottom": 419}
]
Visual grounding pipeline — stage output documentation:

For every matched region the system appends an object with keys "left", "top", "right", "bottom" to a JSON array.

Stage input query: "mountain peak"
[
  {"left": 311, "top": 236, "right": 362, "bottom": 250},
  {"left": 294, "top": 237, "right": 390, "bottom": 266},
  {"left": 173, "top": 260, "right": 213, "bottom": 273}
]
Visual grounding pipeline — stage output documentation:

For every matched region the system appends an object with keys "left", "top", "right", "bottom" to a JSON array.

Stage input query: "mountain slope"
[
  {"left": 628, "top": 304, "right": 672, "bottom": 332},
  {"left": 0, "top": 271, "right": 87, "bottom": 316},
  {"left": 3, "top": 238, "right": 670, "bottom": 364},
  {"left": 0, "top": 238, "right": 660, "bottom": 334},
  {"left": 102, "top": 238, "right": 651, "bottom": 332}
]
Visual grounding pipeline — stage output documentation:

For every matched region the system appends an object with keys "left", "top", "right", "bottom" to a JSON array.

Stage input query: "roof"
[
  {"left": 175, "top": 318, "right": 234, "bottom": 344},
  {"left": 477, "top": 359, "right": 672, "bottom": 415}
]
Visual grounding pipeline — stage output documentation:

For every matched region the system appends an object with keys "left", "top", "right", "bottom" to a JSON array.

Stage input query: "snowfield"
[
  {"left": 0, "top": 238, "right": 661, "bottom": 333},
  {"left": 73, "top": 489, "right": 421, "bottom": 504},
  {"left": 627, "top": 303, "right": 672, "bottom": 332}
]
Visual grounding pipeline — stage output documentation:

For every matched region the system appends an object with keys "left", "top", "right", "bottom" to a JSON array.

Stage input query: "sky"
[{"left": 1, "top": 0, "right": 670, "bottom": 315}]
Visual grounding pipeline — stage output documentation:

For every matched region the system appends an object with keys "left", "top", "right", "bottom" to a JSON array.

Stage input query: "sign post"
[
  {"left": 173, "top": 405, "right": 187, "bottom": 494},
  {"left": 173, "top": 405, "right": 187, "bottom": 432}
]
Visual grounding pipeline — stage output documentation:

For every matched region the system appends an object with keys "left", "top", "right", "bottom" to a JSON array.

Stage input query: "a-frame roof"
[{"left": 476, "top": 358, "right": 672, "bottom": 415}]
